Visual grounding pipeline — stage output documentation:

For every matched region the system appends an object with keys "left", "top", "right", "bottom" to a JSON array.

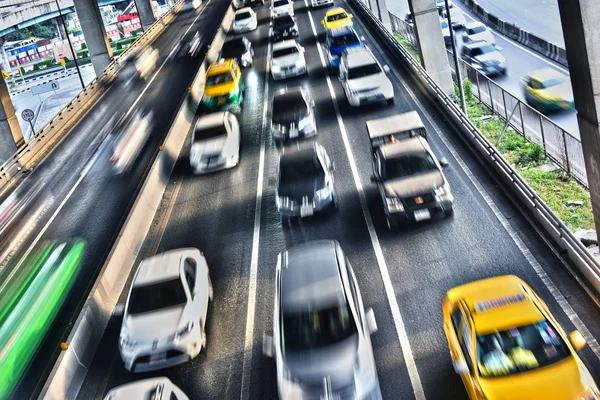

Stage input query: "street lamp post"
[
  {"left": 55, "top": 0, "right": 85, "bottom": 89},
  {"left": 444, "top": 0, "right": 467, "bottom": 116}
]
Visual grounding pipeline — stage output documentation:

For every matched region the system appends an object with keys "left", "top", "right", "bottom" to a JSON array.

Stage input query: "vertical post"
[
  {"left": 488, "top": 81, "right": 494, "bottom": 113},
  {"left": 0, "top": 72, "right": 23, "bottom": 162},
  {"left": 73, "top": 0, "right": 113, "bottom": 75},
  {"left": 475, "top": 68, "right": 481, "bottom": 101},
  {"left": 539, "top": 114, "right": 546, "bottom": 155},
  {"left": 519, "top": 102, "right": 526, "bottom": 139},
  {"left": 501, "top": 89, "right": 507, "bottom": 120},
  {"left": 445, "top": 0, "right": 467, "bottom": 115},
  {"left": 56, "top": 0, "right": 85, "bottom": 89},
  {"left": 562, "top": 130, "right": 571, "bottom": 175}
]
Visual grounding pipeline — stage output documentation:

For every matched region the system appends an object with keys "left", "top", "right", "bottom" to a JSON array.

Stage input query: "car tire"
[
  {"left": 200, "top": 329, "right": 207, "bottom": 349},
  {"left": 386, "top": 216, "right": 399, "bottom": 231},
  {"left": 387, "top": 97, "right": 394, "bottom": 105}
]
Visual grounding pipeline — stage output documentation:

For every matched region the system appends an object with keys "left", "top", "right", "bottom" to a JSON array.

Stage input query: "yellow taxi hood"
[
  {"left": 480, "top": 357, "right": 587, "bottom": 400},
  {"left": 204, "top": 82, "right": 237, "bottom": 97}
]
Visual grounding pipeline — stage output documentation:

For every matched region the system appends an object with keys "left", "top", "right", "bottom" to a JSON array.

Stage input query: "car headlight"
[
  {"left": 272, "top": 64, "right": 281, "bottom": 73},
  {"left": 294, "top": 59, "right": 304, "bottom": 68},
  {"left": 174, "top": 321, "right": 194, "bottom": 341},
  {"left": 119, "top": 331, "right": 137, "bottom": 348},
  {"left": 316, "top": 185, "right": 331, "bottom": 201},
  {"left": 435, "top": 183, "right": 453, "bottom": 201},
  {"left": 276, "top": 195, "right": 290, "bottom": 209},
  {"left": 385, "top": 197, "right": 404, "bottom": 213}
]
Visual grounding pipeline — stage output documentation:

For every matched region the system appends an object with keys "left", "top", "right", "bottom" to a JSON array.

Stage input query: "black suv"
[
  {"left": 219, "top": 36, "right": 254, "bottom": 67},
  {"left": 272, "top": 14, "right": 298, "bottom": 41}
]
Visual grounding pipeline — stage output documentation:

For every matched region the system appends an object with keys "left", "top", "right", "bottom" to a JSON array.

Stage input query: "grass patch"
[{"left": 393, "top": 34, "right": 421, "bottom": 63}]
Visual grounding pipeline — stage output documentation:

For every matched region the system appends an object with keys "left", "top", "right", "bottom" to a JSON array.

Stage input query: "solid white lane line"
[
  {"left": 304, "top": 3, "right": 426, "bottom": 399},
  {"left": 363, "top": 20, "right": 600, "bottom": 359},
  {"left": 240, "top": 23, "right": 273, "bottom": 400},
  {"left": 5, "top": 3, "right": 210, "bottom": 283}
]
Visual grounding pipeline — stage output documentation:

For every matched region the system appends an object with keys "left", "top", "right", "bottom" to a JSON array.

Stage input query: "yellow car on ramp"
[{"left": 321, "top": 7, "right": 353, "bottom": 30}]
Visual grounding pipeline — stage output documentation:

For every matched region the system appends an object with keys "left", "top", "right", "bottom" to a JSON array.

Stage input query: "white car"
[
  {"left": 339, "top": 46, "right": 394, "bottom": 107},
  {"left": 118, "top": 248, "right": 213, "bottom": 373},
  {"left": 111, "top": 110, "right": 155, "bottom": 175},
  {"left": 442, "top": 7, "right": 466, "bottom": 29},
  {"left": 103, "top": 377, "right": 189, "bottom": 400},
  {"left": 190, "top": 111, "right": 240, "bottom": 174},
  {"left": 311, "top": 0, "right": 333, "bottom": 8},
  {"left": 271, "top": 0, "right": 293, "bottom": 18},
  {"left": 462, "top": 21, "right": 495, "bottom": 45},
  {"left": 271, "top": 40, "right": 307, "bottom": 80},
  {"left": 233, "top": 7, "right": 257, "bottom": 33}
]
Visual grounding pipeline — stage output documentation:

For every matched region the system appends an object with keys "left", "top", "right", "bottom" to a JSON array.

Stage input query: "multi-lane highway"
[
  {"left": 74, "top": 0, "right": 600, "bottom": 399},
  {"left": 1, "top": 1, "right": 232, "bottom": 398}
]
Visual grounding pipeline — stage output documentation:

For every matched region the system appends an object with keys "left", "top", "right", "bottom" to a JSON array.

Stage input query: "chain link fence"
[{"left": 388, "top": 11, "right": 587, "bottom": 187}]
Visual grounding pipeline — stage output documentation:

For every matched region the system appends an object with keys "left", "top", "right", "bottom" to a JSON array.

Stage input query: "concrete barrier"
[{"left": 38, "top": 3, "right": 237, "bottom": 399}]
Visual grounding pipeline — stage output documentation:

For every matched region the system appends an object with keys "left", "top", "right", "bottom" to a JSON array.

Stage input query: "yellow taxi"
[
  {"left": 521, "top": 68, "right": 574, "bottom": 114},
  {"left": 321, "top": 7, "right": 353, "bottom": 30},
  {"left": 202, "top": 58, "right": 244, "bottom": 111},
  {"left": 442, "top": 275, "right": 599, "bottom": 400}
]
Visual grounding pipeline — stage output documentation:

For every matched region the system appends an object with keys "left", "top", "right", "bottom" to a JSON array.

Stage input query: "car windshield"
[
  {"left": 272, "top": 92, "right": 308, "bottom": 124},
  {"left": 348, "top": 63, "right": 381, "bottom": 79},
  {"left": 235, "top": 11, "right": 251, "bottom": 20},
  {"left": 280, "top": 156, "right": 324, "bottom": 184},
  {"left": 383, "top": 153, "right": 437, "bottom": 180},
  {"left": 273, "top": 46, "right": 298, "bottom": 58},
  {"left": 194, "top": 123, "right": 227, "bottom": 142},
  {"left": 221, "top": 40, "right": 246, "bottom": 57},
  {"left": 469, "top": 25, "right": 486, "bottom": 34},
  {"left": 540, "top": 77, "right": 566, "bottom": 89},
  {"left": 477, "top": 321, "right": 571, "bottom": 377},
  {"left": 327, "top": 12, "right": 347, "bottom": 22},
  {"left": 440, "top": 20, "right": 449, "bottom": 29},
  {"left": 472, "top": 43, "right": 496, "bottom": 56},
  {"left": 274, "top": 15, "right": 294, "bottom": 29},
  {"left": 331, "top": 33, "right": 359, "bottom": 48},
  {"left": 283, "top": 298, "right": 357, "bottom": 350},
  {"left": 206, "top": 71, "right": 233, "bottom": 86},
  {"left": 274, "top": 0, "right": 288, "bottom": 6},
  {"left": 128, "top": 278, "right": 187, "bottom": 315}
]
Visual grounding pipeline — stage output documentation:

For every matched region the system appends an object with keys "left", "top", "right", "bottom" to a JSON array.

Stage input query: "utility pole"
[
  {"left": 55, "top": 0, "right": 85, "bottom": 89},
  {"left": 444, "top": 0, "right": 467, "bottom": 115}
]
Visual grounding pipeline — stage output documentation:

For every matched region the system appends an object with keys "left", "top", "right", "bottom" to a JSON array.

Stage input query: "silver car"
[
  {"left": 271, "top": 40, "right": 307, "bottom": 80},
  {"left": 263, "top": 240, "right": 382, "bottom": 399}
]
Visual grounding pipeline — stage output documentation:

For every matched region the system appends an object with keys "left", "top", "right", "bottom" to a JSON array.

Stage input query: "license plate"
[
  {"left": 218, "top": 97, "right": 226, "bottom": 105},
  {"left": 414, "top": 209, "right": 431, "bottom": 221},
  {"left": 300, "top": 204, "right": 314, "bottom": 217},
  {"left": 289, "top": 128, "right": 299, "bottom": 138},
  {"left": 150, "top": 352, "right": 166, "bottom": 363}
]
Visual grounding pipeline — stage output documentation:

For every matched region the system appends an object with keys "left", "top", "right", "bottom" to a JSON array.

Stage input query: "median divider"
[
  {"left": 351, "top": 0, "right": 600, "bottom": 291},
  {"left": 39, "top": 3, "right": 237, "bottom": 399}
]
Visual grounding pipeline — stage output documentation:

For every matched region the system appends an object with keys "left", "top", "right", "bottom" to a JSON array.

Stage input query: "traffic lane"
[
  {"left": 341, "top": 0, "right": 600, "bottom": 394},
  {"left": 13, "top": 2, "right": 234, "bottom": 398},
  {"left": 79, "top": 8, "right": 272, "bottom": 399}
]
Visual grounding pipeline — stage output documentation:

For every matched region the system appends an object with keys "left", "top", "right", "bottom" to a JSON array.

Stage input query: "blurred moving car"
[
  {"left": 275, "top": 143, "right": 336, "bottom": 220},
  {"left": 440, "top": 19, "right": 451, "bottom": 46},
  {"left": 169, "top": 31, "right": 203, "bottom": 60},
  {"left": 321, "top": 7, "right": 354, "bottom": 30},
  {"left": 219, "top": 37, "right": 254, "bottom": 67},
  {"left": 272, "top": 14, "right": 298, "bottom": 41},
  {"left": 339, "top": 45, "right": 394, "bottom": 107},
  {"left": 436, "top": 0, "right": 453, "bottom": 13},
  {"left": 0, "top": 180, "right": 42, "bottom": 241},
  {"left": 243, "top": 0, "right": 264, "bottom": 7},
  {"left": 190, "top": 111, "right": 240, "bottom": 174},
  {"left": 460, "top": 41, "right": 506, "bottom": 76},
  {"left": 233, "top": 7, "right": 258, "bottom": 33},
  {"left": 442, "top": 275, "right": 599, "bottom": 400},
  {"left": 180, "top": 0, "right": 201, "bottom": 11},
  {"left": 367, "top": 112, "right": 453, "bottom": 230},
  {"left": 271, "top": 87, "right": 316, "bottom": 144},
  {"left": 111, "top": 110, "right": 155, "bottom": 175},
  {"left": 311, "top": 0, "right": 333, "bottom": 9},
  {"left": 118, "top": 248, "right": 213, "bottom": 373},
  {"left": 271, "top": 0, "right": 294, "bottom": 19},
  {"left": 462, "top": 21, "right": 495, "bottom": 45},
  {"left": 115, "top": 47, "right": 159, "bottom": 86},
  {"left": 271, "top": 40, "right": 307, "bottom": 80},
  {"left": 325, "top": 26, "right": 363, "bottom": 68},
  {"left": 521, "top": 68, "right": 574, "bottom": 113},
  {"left": 202, "top": 59, "right": 244, "bottom": 111},
  {"left": 441, "top": 7, "right": 466, "bottom": 29},
  {"left": 103, "top": 377, "right": 189, "bottom": 400},
  {"left": 263, "top": 240, "right": 381, "bottom": 399}
]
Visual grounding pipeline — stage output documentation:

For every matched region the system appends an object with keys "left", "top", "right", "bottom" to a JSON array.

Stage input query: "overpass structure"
[{"left": 2, "top": 0, "right": 600, "bottom": 399}]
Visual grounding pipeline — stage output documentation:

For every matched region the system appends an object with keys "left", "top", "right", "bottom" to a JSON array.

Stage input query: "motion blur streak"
[{"left": 0, "top": 240, "right": 85, "bottom": 399}]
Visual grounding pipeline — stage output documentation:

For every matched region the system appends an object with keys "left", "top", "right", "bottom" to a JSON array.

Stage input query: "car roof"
[
  {"left": 446, "top": 275, "right": 545, "bottom": 334},
  {"left": 236, "top": 7, "right": 253, "bottom": 13},
  {"left": 379, "top": 136, "right": 430, "bottom": 159},
  {"left": 273, "top": 40, "right": 298, "bottom": 51},
  {"left": 326, "top": 7, "right": 346, "bottom": 15},
  {"left": 280, "top": 143, "right": 319, "bottom": 166},
  {"left": 344, "top": 46, "right": 376, "bottom": 67},
  {"left": 280, "top": 240, "right": 344, "bottom": 314},
  {"left": 367, "top": 112, "right": 425, "bottom": 139},
  {"left": 104, "top": 377, "right": 174, "bottom": 400},
  {"left": 274, "top": 87, "right": 305, "bottom": 101},
  {"left": 195, "top": 111, "right": 226, "bottom": 130},
  {"left": 330, "top": 26, "right": 355, "bottom": 37},
  {"left": 464, "top": 40, "right": 493, "bottom": 49},
  {"left": 133, "top": 248, "right": 199, "bottom": 286},
  {"left": 465, "top": 21, "right": 485, "bottom": 30},
  {"left": 528, "top": 67, "right": 566, "bottom": 82},
  {"left": 207, "top": 59, "right": 236, "bottom": 75}
]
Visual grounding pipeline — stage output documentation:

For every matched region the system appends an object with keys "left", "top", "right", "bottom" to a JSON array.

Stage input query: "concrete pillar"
[
  {"left": 407, "top": 0, "right": 453, "bottom": 95},
  {"left": 557, "top": 0, "right": 600, "bottom": 242},
  {"left": 134, "top": 0, "right": 157, "bottom": 31},
  {"left": 0, "top": 38, "right": 11, "bottom": 73},
  {"left": 55, "top": 18, "right": 67, "bottom": 40},
  {"left": 372, "top": 0, "right": 391, "bottom": 30},
  {"left": 73, "top": 0, "right": 112, "bottom": 75},
  {"left": 0, "top": 73, "right": 23, "bottom": 163}
]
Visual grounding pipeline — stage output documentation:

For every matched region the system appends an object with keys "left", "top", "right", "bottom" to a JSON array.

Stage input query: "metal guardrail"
[
  {"left": 388, "top": 12, "right": 587, "bottom": 188},
  {"left": 352, "top": 0, "right": 600, "bottom": 291},
  {"left": 0, "top": 0, "right": 183, "bottom": 198}
]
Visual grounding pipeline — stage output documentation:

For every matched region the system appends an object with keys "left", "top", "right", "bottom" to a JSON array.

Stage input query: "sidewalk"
[{"left": 8, "top": 64, "right": 95, "bottom": 96}]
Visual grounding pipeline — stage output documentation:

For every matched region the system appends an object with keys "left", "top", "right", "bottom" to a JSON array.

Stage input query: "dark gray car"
[
  {"left": 219, "top": 37, "right": 254, "bottom": 67},
  {"left": 272, "top": 14, "right": 298, "bottom": 41},
  {"left": 275, "top": 143, "right": 336, "bottom": 221},
  {"left": 263, "top": 240, "right": 381, "bottom": 399},
  {"left": 271, "top": 88, "right": 317, "bottom": 145}
]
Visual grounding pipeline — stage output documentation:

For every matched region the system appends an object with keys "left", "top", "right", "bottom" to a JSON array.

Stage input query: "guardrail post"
[
  {"left": 519, "top": 101, "right": 526, "bottom": 138},
  {"left": 539, "top": 114, "right": 547, "bottom": 155},
  {"left": 475, "top": 70, "right": 481, "bottom": 101},
  {"left": 562, "top": 130, "right": 571, "bottom": 175},
  {"left": 488, "top": 80, "right": 494, "bottom": 113},
  {"left": 501, "top": 89, "right": 508, "bottom": 120}
]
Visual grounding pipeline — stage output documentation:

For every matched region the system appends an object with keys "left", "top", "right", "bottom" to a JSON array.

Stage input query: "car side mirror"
[
  {"left": 570, "top": 330, "right": 587, "bottom": 351},
  {"left": 453, "top": 359, "right": 469, "bottom": 375},
  {"left": 383, "top": 65, "right": 390, "bottom": 73},
  {"left": 439, "top": 157, "right": 449, "bottom": 168},
  {"left": 349, "top": 13, "right": 353, "bottom": 18},
  {"left": 113, "top": 303, "right": 125, "bottom": 317},
  {"left": 365, "top": 308, "right": 378, "bottom": 334},
  {"left": 301, "top": 46, "right": 305, "bottom": 53},
  {"left": 495, "top": 45, "right": 503, "bottom": 52},
  {"left": 360, "top": 36, "right": 366, "bottom": 41},
  {"left": 321, "top": 20, "right": 325, "bottom": 25},
  {"left": 263, "top": 332, "right": 274, "bottom": 357},
  {"left": 310, "top": 99, "right": 315, "bottom": 107},
  {"left": 330, "top": 161, "right": 335, "bottom": 171}
]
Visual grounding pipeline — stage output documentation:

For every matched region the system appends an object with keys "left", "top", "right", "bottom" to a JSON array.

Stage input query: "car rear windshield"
[
  {"left": 539, "top": 77, "right": 566, "bottom": 89},
  {"left": 283, "top": 298, "right": 357, "bottom": 349},
  {"left": 128, "top": 278, "right": 187, "bottom": 315},
  {"left": 221, "top": 40, "right": 246, "bottom": 57},
  {"left": 272, "top": 92, "right": 308, "bottom": 124},
  {"left": 440, "top": 20, "right": 449, "bottom": 29},
  {"left": 273, "top": 46, "right": 298, "bottom": 58},
  {"left": 327, "top": 12, "right": 347, "bottom": 22},
  {"left": 274, "top": 15, "right": 294, "bottom": 29},
  {"left": 206, "top": 71, "right": 233, "bottom": 86},
  {"left": 348, "top": 63, "right": 381, "bottom": 79},
  {"left": 194, "top": 123, "right": 227, "bottom": 142},
  {"left": 274, "top": 0, "right": 288, "bottom": 6},
  {"left": 331, "top": 33, "right": 359, "bottom": 48},
  {"left": 235, "top": 11, "right": 251, "bottom": 20},
  {"left": 471, "top": 43, "right": 495, "bottom": 56},
  {"left": 384, "top": 153, "right": 437, "bottom": 180},
  {"left": 280, "top": 156, "right": 324, "bottom": 184},
  {"left": 477, "top": 320, "right": 571, "bottom": 377},
  {"left": 468, "top": 25, "right": 486, "bottom": 34}
]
